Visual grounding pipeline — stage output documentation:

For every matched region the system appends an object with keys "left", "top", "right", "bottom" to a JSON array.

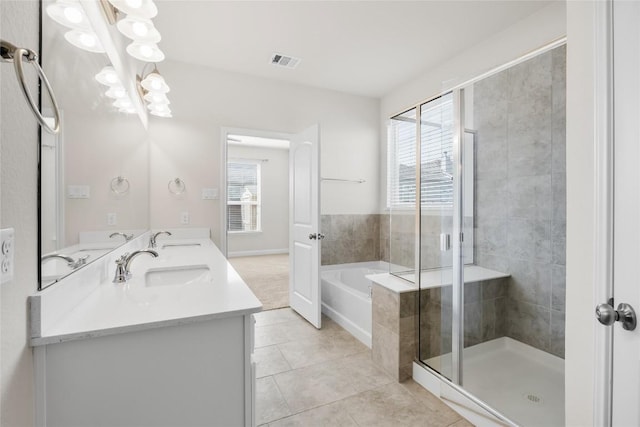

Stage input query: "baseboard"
[{"left": 227, "top": 248, "right": 289, "bottom": 258}]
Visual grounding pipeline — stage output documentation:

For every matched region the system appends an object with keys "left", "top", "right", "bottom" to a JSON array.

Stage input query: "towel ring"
[
  {"left": 110, "top": 176, "right": 130, "bottom": 194},
  {"left": 168, "top": 178, "right": 186, "bottom": 195},
  {"left": 1, "top": 39, "right": 60, "bottom": 134}
]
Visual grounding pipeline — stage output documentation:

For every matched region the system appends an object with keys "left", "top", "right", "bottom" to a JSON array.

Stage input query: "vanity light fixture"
[
  {"left": 116, "top": 16, "right": 161, "bottom": 43},
  {"left": 107, "top": 0, "right": 158, "bottom": 20},
  {"left": 95, "top": 65, "right": 119, "bottom": 86},
  {"left": 138, "top": 65, "right": 171, "bottom": 118},
  {"left": 126, "top": 41, "right": 165, "bottom": 62},
  {"left": 46, "top": 0, "right": 91, "bottom": 30},
  {"left": 64, "top": 29, "right": 106, "bottom": 53},
  {"left": 95, "top": 65, "right": 138, "bottom": 114}
]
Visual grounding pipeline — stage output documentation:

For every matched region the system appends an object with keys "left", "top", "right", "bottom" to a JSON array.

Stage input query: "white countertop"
[
  {"left": 366, "top": 265, "right": 510, "bottom": 294},
  {"left": 31, "top": 237, "right": 262, "bottom": 346}
]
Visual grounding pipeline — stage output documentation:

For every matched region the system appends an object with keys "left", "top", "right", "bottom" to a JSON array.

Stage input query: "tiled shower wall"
[{"left": 473, "top": 45, "right": 566, "bottom": 357}]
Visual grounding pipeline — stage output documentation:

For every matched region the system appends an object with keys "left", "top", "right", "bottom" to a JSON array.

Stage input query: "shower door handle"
[{"left": 596, "top": 302, "right": 637, "bottom": 331}]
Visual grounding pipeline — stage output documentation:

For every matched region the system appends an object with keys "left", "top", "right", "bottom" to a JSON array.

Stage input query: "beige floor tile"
[
  {"left": 254, "top": 308, "right": 301, "bottom": 327},
  {"left": 329, "top": 351, "right": 395, "bottom": 393},
  {"left": 268, "top": 400, "right": 357, "bottom": 427},
  {"left": 400, "top": 379, "right": 464, "bottom": 423},
  {"left": 273, "top": 361, "right": 359, "bottom": 413},
  {"left": 255, "top": 323, "right": 292, "bottom": 348},
  {"left": 256, "top": 376, "right": 291, "bottom": 425},
  {"left": 255, "top": 345, "right": 292, "bottom": 378},
  {"left": 277, "top": 332, "right": 367, "bottom": 369}
]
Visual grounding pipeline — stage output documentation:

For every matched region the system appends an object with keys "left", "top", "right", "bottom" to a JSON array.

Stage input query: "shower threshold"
[{"left": 423, "top": 337, "right": 564, "bottom": 427}]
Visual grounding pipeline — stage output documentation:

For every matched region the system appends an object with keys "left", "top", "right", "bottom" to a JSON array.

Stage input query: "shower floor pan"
[{"left": 425, "top": 337, "right": 564, "bottom": 427}]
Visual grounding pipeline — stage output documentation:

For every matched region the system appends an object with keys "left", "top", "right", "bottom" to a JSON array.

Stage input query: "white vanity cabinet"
[
  {"left": 34, "top": 314, "right": 256, "bottom": 427},
  {"left": 31, "top": 234, "right": 261, "bottom": 427}
]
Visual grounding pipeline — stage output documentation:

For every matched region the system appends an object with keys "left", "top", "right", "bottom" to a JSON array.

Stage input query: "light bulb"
[
  {"left": 114, "top": 98, "right": 133, "bottom": 109},
  {"left": 125, "top": 0, "right": 143, "bottom": 8},
  {"left": 108, "top": 0, "right": 157, "bottom": 19},
  {"left": 105, "top": 86, "right": 127, "bottom": 99},
  {"left": 46, "top": 1, "right": 90, "bottom": 30},
  {"left": 63, "top": 7, "right": 82, "bottom": 24},
  {"left": 96, "top": 66, "right": 121, "bottom": 86},
  {"left": 116, "top": 17, "right": 161, "bottom": 43},
  {"left": 126, "top": 42, "right": 164, "bottom": 62},
  {"left": 79, "top": 33, "right": 96, "bottom": 47},
  {"left": 64, "top": 30, "right": 105, "bottom": 53},
  {"left": 132, "top": 21, "right": 148, "bottom": 36},
  {"left": 139, "top": 44, "right": 153, "bottom": 58}
]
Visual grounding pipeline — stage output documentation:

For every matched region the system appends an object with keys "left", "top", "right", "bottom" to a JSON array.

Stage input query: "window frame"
[{"left": 227, "top": 159, "right": 262, "bottom": 234}]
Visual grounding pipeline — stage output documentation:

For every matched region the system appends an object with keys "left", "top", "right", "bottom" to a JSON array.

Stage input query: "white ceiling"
[{"left": 153, "top": 1, "right": 555, "bottom": 98}]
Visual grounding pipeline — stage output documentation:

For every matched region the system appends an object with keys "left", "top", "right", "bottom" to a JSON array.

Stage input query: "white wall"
[
  {"left": 149, "top": 61, "right": 380, "bottom": 247},
  {"left": 0, "top": 1, "right": 39, "bottom": 425},
  {"left": 378, "top": 1, "right": 566, "bottom": 211},
  {"left": 64, "top": 111, "right": 149, "bottom": 246},
  {"left": 227, "top": 145, "right": 289, "bottom": 256}
]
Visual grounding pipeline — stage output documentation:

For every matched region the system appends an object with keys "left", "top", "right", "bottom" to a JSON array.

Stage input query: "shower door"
[{"left": 417, "top": 92, "right": 459, "bottom": 381}]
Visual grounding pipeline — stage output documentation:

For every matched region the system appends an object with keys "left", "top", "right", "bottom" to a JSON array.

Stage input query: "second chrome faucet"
[
  {"left": 113, "top": 249, "right": 158, "bottom": 283},
  {"left": 149, "top": 231, "right": 172, "bottom": 249}
]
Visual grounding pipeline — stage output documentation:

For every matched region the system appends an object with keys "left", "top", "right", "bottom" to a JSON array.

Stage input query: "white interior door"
[
  {"left": 611, "top": 1, "right": 640, "bottom": 424},
  {"left": 289, "top": 124, "right": 321, "bottom": 328}
]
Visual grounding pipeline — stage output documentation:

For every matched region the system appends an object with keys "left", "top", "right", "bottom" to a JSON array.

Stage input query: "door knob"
[
  {"left": 596, "top": 302, "right": 637, "bottom": 331},
  {"left": 309, "top": 233, "right": 317, "bottom": 240}
]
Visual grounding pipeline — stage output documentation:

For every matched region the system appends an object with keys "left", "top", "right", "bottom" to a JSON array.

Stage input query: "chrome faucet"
[
  {"left": 112, "top": 249, "right": 158, "bottom": 283},
  {"left": 149, "top": 231, "right": 172, "bottom": 249},
  {"left": 41, "top": 254, "right": 90, "bottom": 269},
  {"left": 110, "top": 232, "right": 134, "bottom": 242}
]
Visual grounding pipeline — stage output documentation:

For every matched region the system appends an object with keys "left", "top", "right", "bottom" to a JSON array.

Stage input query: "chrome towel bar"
[{"left": 1, "top": 39, "right": 60, "bottom": 134}]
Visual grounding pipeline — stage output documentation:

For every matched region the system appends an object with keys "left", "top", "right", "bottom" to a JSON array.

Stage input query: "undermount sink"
[{"left": 144, "top": 265, "right": 211, "bottom": 287}]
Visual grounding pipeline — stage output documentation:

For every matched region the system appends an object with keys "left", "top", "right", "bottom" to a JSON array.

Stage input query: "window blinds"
[
  {"left": 388, "top": 95, "right": 454, "bottom": 209},
  {"left": 227, "top": 162, "right": 261, "bottom": 232}
]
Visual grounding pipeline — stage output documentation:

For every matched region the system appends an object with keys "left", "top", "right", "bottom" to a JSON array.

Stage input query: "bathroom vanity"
[{"left": 29, "top": 230, "right": 261, "bottom": 427}]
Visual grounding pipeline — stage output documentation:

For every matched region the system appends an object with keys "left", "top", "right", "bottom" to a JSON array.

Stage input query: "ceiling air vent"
[{"left": 270, "top": 53, "right": 301, "bottom": 69}]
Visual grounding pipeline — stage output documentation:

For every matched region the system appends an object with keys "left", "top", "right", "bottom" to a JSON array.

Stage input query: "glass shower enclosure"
[{"left": 388, "top": 43, "right": 566, "bottom": 426}]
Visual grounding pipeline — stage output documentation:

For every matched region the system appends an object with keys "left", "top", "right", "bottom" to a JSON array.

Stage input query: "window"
[
  {"left": 227, "top": 161, "right": 261, "bottom": 232},
  {"left": 387, "top": 94, "right": 454, "bottom": 209}
]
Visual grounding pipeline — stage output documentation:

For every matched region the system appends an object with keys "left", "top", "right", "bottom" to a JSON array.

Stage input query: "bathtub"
[{"left": 321, "top": 261, "right": 388, "bottom": 348}]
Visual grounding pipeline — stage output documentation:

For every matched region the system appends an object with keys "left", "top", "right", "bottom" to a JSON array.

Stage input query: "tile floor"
[{"left": 254, "top": 308, "right": 473, "bottom": 426}]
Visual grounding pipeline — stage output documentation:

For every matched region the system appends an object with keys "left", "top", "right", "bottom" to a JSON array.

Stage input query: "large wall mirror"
[{"left": 39, "top": 1, "right": 150, "bottom": 290}]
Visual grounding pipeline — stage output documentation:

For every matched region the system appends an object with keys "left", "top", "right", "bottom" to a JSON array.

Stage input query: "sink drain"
[{"left": 523, "top": 393, "right": 543, "bottom": 404}]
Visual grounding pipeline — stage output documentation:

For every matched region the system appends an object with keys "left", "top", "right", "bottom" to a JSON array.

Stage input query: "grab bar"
[{"left": 0, "top": 39, "right": 60, "bottom": 134}]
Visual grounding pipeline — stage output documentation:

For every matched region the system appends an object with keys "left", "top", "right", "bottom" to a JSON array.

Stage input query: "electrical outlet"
[
  {"left": 180, "top": 211, "right": 190, "bottom": 225},
  {"left": 107, "top": 213, "right": 117, "bottom": 226},
  {"left": 1, "top": 228, "right": 15, "bottom": 285}
]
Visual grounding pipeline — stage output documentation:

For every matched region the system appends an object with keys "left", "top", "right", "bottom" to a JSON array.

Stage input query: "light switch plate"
[
  {"left": 107, "top": 213, "right": 117, "bottom": 226},
  {"left": 67, "top": 185, "right": 90, "bottom": 199},
  {"left": 201, "top": 188, "right": 218, "bottom": 200},
  {"left": 1, "top": 228, "right": 15, "bottom": 284}
]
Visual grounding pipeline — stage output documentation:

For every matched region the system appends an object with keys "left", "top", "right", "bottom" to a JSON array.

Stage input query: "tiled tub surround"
[
  {"left": 472, "top": 45, "right": 566, "bottom": 358},
  {"left": 320, "top": 214, "right": 381, "bottom": 265}
]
